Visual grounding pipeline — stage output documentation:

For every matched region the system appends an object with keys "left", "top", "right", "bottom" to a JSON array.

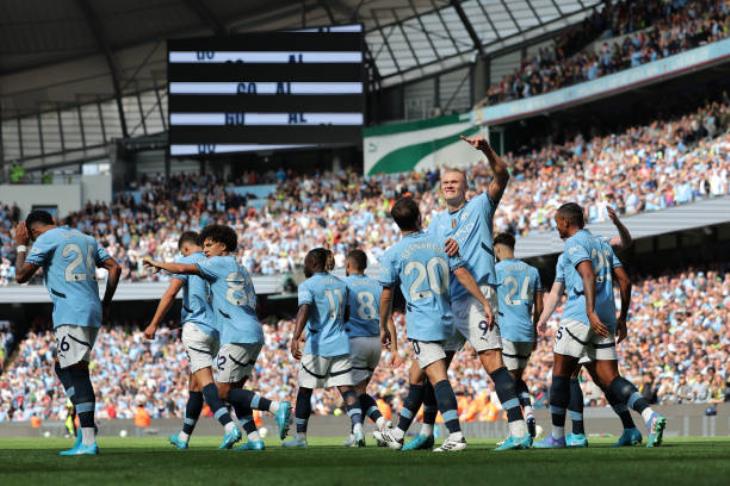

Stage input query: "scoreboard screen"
[{"left": 167, "top": 26, "right": 364, "bottom": 156}]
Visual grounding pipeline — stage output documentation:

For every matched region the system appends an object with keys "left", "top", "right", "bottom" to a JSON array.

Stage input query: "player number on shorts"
[
  {"left": 225, "top": 272, "right": 251, "bottom": 307},
  {"left": 503, "top": 276, "right": 531, "bottom": 305},
  {"left": 404, "top": 257, "right": 449, "bottom": 301},
  {"left": 324, "top": 289, "right": 345, "bottom": 320},
  {"left": 355, "top": 291, "right": 377, "bottom": 320},
  {"left": 57, "top": 335, "right": 70, "bottom": 352},
  {"left": 62, "top": 244, "right": 96, "bottom": 282}
]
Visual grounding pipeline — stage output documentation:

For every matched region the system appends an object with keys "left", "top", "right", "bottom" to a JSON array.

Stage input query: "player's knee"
[{"left": 216, "top": 383, "right": 230, "bottom": 400}]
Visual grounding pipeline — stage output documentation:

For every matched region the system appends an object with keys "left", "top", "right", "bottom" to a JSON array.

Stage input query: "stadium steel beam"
[
  {"left": 183, "top": 0, "right": 227, "bottom": 35},
  {"left": 523, "top": 0, "right": 546, "bottom": 27},
  {"left": 372, "top": 11, "right": 403, "bottom": 74},
  {"left": 318, "top": 0, "right": 337, "bottom": 24},
  {"left": 392, "top": 9, "right": 423, "bottom": 67},
  {"left": 498, "top": 0, "right": 522, "bottom": 33},
  {"left": 450, "top": 0, "right": 485, "bottom": 57},
  {"left": 75, "top": 0, "right": 129, "bottom": 139},
  {"left": 429, "top": 0, "right": 462, "bottom": 53},
  {"left": 549, "top": 0, "right": 565, "bottom": 16},
  {"left": 408, "top": 0, "right": 441, "bottom": 60},
  {"left": 475, "top": 0, "right": 502, "bottom": 41}
]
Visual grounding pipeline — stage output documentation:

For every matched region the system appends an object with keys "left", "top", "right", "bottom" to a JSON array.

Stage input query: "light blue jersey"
[
  {"left": 428, "top": 192, "right": 497, "bottom": 301},
  {"left": 25, "top": 226, "right": 110, "bottom": 329},
  {"left": 558, "top": 230, "right": 621, "bottom": 330},
  {"left": 298, "top": 273, "right": 350, "bottom": 357},
  {"left": 344, "top": 274, "right": 381, "bottom": 338},
  {"left": 195, "top": 255, "right": 262, "bottom": 345},
  {"left": 172, "top": 252, "right": 216, "bottom": 336},
  {"left": 379, "top": 231, "right": 463, "bottom": 342},
  {"left": 495, "top": 259, "right": 543, "bottom": 342}
]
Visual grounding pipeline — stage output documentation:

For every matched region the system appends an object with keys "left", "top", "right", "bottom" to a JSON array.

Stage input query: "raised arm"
[
  {"left": 612, "top": 266, "right": 632, "bottom": 343},
  {"left": 453, "top": 266, "right": 494, "bottom": 328},
  {"left": 607, "top": 207, "right": 633, "bottom": 249},
  {"left": 13, "top": 222, "right": 39, "bottom": 284},
  {"left": 290, "top": 304, "right": 310, "bottom": 360},
  {"left": 460, "top": 135, "right": 510, "bottom": 206},
  {"left": 576, "top": 260, "right": 608, "bottom": 337},
  {"left": 144, "top": 278, "right": 184, "bottom": 339}
]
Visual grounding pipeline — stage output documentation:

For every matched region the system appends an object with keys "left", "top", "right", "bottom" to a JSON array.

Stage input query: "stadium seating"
[{"left": 1, "top": 269, "right": 726, "bottom": 423}]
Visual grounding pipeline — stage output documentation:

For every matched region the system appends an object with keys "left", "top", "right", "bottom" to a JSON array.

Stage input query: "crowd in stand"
[
  {"left": 1, "top": 268, "right": 727, "bottom": 423},
  {"left": 483, "top": 0, "right": 730, "bottom": 105},
  {"left": 0, "top": 100, "right": 727, "bottom": 283}
]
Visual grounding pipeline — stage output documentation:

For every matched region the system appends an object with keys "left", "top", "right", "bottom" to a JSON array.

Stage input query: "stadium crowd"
[
  {"left": 1, "top": 268, "right": 727, "bottom": 423},
  {"left": 483, "top": 0, "right": 730, "bottom": 105},
  {"left": 0, "top": 100, "right": 728, "bottom": 284}
]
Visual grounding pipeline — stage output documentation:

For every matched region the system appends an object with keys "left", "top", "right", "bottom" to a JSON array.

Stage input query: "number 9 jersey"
[
  {"left": 195, "top": 255, "right": 263, "bottom": 346},
  {"left": 26, "top": 226, "right": 111, "bottom": 329}
]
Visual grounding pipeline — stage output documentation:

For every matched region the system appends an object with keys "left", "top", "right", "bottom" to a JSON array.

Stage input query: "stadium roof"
[{"left": 1, "top": 0, "right": 602, "bottom": 121}]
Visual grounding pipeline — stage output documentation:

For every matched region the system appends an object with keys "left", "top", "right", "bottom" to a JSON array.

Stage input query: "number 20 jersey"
[
  {"left": 379, "top": 231, "right": 464, "bottom": 342},
  {"left": 25, "top": 226, "right": 111, "bottom": 329},
  {"left": 344, "top": 274, "right": 382, "bottom": 338},
  {"left": 195, "top": 255, "right": 263, "bottom": 346}
]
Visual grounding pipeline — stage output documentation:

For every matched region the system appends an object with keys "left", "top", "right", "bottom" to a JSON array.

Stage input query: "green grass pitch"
[{"left": 0, "top": 436, "right": 728, "bottom": 485}]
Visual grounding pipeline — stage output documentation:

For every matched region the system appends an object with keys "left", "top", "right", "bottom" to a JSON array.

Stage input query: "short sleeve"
[
  {"left": 25, "top": 233, "right": 55, "bottom": 267},
  {"left": 377, "top": 252, "right": 397, "bottom": 287},
  {"left": 94, "top": 240, "right": 112, "bottom": 265},
  {"left": 555, "top": 255, "right": 565, "bottom": 283},
  {"left": 476, "top": 192, "right": 496, "bottom": 222},
  {"left": 298, "top": 280, "right": 313, "bottom": 306},
  {"left": 195, "top": 257, "right": 221, "bottom": 282},
  {"left": 564, "top": 238, "right": 591, "bottom": 268}
]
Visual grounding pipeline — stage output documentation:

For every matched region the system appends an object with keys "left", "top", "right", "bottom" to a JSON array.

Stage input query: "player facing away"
[
  {"left": 144, "top": 224, "right": 291, "bottom": 451},
  {"left": 14, "top": 210, "right": 121, "bottom": 456},
  {"left": 493, "top": 233, "right": 544, "bottom": 438},
  {"left": 283, "top": 248, "right": 365, "bottom": 448},
  {"left": 144, "top": 231, "right": 223, "bottom": 450},
  {"left": 342, "top": 249, "right": 395, "bottom": 447},
  {"left": 537, "top": 208, "right": 643, "bottom": 448},
  {"left": 377, "top": 197, "right": 495, "bottom": 452},
  {"left": 405, "top": 135, "right": 531, "bottom": 451},
  {"left": 534, "top": 203, "right": 666, "bottom": 449}
]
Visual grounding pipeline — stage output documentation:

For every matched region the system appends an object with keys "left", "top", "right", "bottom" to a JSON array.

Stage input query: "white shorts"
[
  {"left": 214, "top": 343, "right": 262, "bottom": 383},
  {"left": 350, "top": 336, "right": 381, "bottom": 384},
  {"left": 55, "top": 325, "right": 98, "bottom": 368},
  {"left": 411, "top": 340, "right": 447, "bottom": 369},
  {"left": 445, "top": 285, "right": 502, "bottom": 353},
  {"left": 554, "top": 319, "right": 617, "bottom": 361},
  {"left": 501, "top": 339, "right": 533, "bottom": 371},
  {"left": 298, "top": 353, "right": 354, "bottom": 389},
  {"left": 182, "top": 322, "right": 219, "bottom": 373}
]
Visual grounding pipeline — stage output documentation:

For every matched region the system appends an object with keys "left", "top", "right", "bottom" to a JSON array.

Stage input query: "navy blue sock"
[
  {"left": 607, "top": 377, "right": 651, "bottom": 420},
  {"left": 359, "top": 394, "right": 382, "bottom": 424},
  {"left": 515, "top": 378, "right": 531, "bottom": 409},
  {"left": 295, "top": 388, "right": 313, "bottom": 434},
  {"left": 550, "top": 376, "right": 571, "bottom": 429},
  {"left": 605, "top": 388, "right": 637, "bottom": 429},
  {"left": 397, "top": 384, "right": 424, "bottom": 433},
  {"left": 569, "top": 379, "right": 585, "bottom": 435},
  {"left": 489, "top": 367, "right": 523, "bottom": 423},
  {"left": 227, "top": 388, "right": 273, "bottom": 412},
  {"left": 68, "top": 366, "right": 95, "bottom": 428},
  {"left": 433, "top": 380, "right": 461, "bottom": 434},
  {"left": 202, "top": 383, "right": 232, "bottom": 426},
  {"left": 422, "top": 382, "right": 438, "bottom": 426},
  {"left": 232, "top": 403, "right": 258, "bottom": 436},
  {"left": 183, "top": 391, "right": 204, "bottom": 435},
  {"left": 342, "top": 390, "right": 363, "bottom": 426}
]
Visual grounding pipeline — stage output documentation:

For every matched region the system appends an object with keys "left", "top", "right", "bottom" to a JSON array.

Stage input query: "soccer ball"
[
  {"left": 119, "top": 429, "right": 128, "bottom": 438},
  {"left": 43, "top": 431, "right": 51, "bottom": 438},
  {"left": 259, "top": 427, "right": 268, "bottom": 439}
]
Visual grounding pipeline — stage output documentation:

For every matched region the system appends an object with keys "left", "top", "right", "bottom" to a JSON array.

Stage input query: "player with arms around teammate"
[
  {"left": 144, "top": 225, "right": 291, "bottom": 451},
  {"left": 284, "top": 248, "right": 365, "bottom": 448},
  {"left": 537, "top": 207, "right": 643, "bottom": 447},
  {"left": 408, "top": 135, "right": 531, "bottom": 451},
  {"left": 378, "top": 197, "right": 494, "bottom": 452},
  {"left": 534, "top": 203, "right": 666, "bottom": 449},
  {"left": 144, "top": 231, "right": 223, "bottom": 450},
  {"left": 493, "top": 233, "right": 543, "bottom": 438},
  {"left": 342, "top": 249, "right": 396, "bottom": 447},
  {"left": 14, "top": 210, "right": 121, "bottom": 456}
]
